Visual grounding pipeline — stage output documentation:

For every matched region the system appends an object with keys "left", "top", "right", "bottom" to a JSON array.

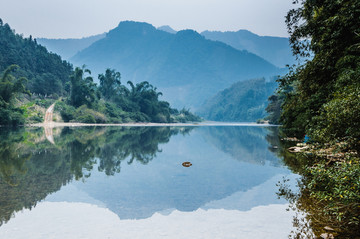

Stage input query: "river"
[{"left": 0, "top": 125, "right": 303, "bottom": 238}]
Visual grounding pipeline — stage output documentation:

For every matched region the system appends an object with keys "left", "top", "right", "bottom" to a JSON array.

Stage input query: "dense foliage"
[
  {"left": 274, "top": 141, "right": 360, "bottom": 238},
  {"left": 0, "top": 65, "right": 29, "bottom": 125},
  {"left": 272, "top": 0, "right": 360, "bottom": 144},
  {"left": 266, "top": 1, "right": 360, "bottom": 236},
  {"left": 264, "top": 128, "right": 360, "bottom": 238},
  {"left": 69, "top": 67, "right": 97, "bottom": 108},
  {"left": 56, "top": 67, "right": 201, "bottom": 123},
  {"left": 199, "top": 77, "right": 278, "bottom": 122},
  {"left": 0, "top": 19, "right": 73, "bottom": 96}
]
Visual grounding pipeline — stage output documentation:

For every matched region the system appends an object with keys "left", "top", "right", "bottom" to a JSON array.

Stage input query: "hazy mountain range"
[
  {"left": 69, "top": 21, "right": 283, "bottom": 108},
  {"left": 38, "top": 24, "right": 295, "bottom": 68},
  {"left": 37, "top": 21, "right": 292, "bottom": 111},
  {"left": 201, "top": 30, "right": 296, "bottom": 68},
  {"left": 37, "top": 33, "right": 106, "bottom": 60},
  {"left": 158, "top": 26, "right": 295, "bottom": 68}
]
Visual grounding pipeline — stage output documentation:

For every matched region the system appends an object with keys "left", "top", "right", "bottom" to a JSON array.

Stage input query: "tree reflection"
[
  {"left": 0, "top": 127, "right": 72, "bottom": 226},
  {"left": 266, "top": 128, "right": 359, "bottom": 238},
  {"left": 277, "top": 162, "right": 360, "bottom": 238},
  {"left": 0, "top": 129, "right": 30, "bottom": 186},
  {"left": 0, "top": 126, "right": 191, "bottom": 226},
  {"left": 96, "top": 127, "right": 180, "bottom": 175}
]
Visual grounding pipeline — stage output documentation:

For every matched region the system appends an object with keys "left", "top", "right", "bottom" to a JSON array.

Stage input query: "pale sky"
[{"left": 0, "top": 0, "right": 295, "bottom": 39}]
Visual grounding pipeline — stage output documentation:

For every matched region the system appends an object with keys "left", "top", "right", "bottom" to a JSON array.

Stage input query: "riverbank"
[
  {"left": 282, "top": 140, "right": 360, "bottom": 238},
  {"left": 29, "top": 121, "right": 277, "bottom": 128}
]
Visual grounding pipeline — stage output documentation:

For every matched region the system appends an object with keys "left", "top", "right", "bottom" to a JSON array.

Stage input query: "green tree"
[
  {"left": 277, "top": 0, "right": 360, "bottom": 139},
  {"left": 0, "top": 65, "right": 28, "bottom": 103},
  {"left": 126, "top": 81, "right": 170, "bottom": 122},
  {"left": 0, "top": 65, "right": 29, "bottom": 125},
  {"left": 98, "top": 68, "right": 121, "bottom": 101},
  {"left": 265, "top": 94, "right": 283, "bottom": 124},
  {"left": 272, "top": 1, "right": 360, "bottom": 236},
  {"left": 69, "top": 66, "right": 97, "bottom": 108}
]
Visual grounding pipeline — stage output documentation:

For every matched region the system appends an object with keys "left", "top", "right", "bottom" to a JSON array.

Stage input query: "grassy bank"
[{"left": 279, "top": 139, "right": 360, "bottom": 238}]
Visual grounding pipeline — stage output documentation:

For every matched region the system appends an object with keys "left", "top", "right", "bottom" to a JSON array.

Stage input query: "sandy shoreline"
[{"left": 28, "top": 121, "right": 278, "bottom": 128}]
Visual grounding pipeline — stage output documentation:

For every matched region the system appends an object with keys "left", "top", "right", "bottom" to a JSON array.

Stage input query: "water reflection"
[
  {"left": 0, "top": 128, "right": 72, "bottom": 226},
  {"left": 0, "top": 125, "right": 296, "bottom": 238},
  {"left": 276, "top": 152, "right": 359, "bottom": 238},
  {"left": 0, "top": 126, "right": 190, "bottom": 226},
  {"left": 201, "top": 126, "right": 282, "bottom": 166},
  {"left": 265, "top": 128, "right": 360, "bottom": 239},
  {"left": 47, "top": 126, "right": 290, "bottom": 220}
]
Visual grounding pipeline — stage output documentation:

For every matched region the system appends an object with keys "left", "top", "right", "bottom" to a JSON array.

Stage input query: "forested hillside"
[
  {"left": 201, "top": 30, "right": 296, "bottom": 68},
  {"left": 0, "top": 20, "right": 73, "bottom": 96},
  {"left": 71, "top": 21, "right": 282, "bottom": 109},
  {"left": 0, "top": 20, "right": 200, "bottom": 126},
  {"left": 199, "top": 78, "right": 277, "bottom": 122}
]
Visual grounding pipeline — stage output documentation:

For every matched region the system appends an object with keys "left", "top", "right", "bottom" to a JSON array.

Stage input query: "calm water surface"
[{"left": 0, "top": 126, "right": 299, "bottom": 238}]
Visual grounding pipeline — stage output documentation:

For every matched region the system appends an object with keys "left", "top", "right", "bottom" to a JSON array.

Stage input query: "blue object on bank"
[{"left": 304, "top": 135, "right": 310, "bottom": 143}]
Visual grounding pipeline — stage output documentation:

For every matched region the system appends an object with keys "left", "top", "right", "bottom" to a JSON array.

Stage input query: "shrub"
[
  {"left": 309, "top": 84, "right": 360, "bottom": 148},
  {"left": 76, "top": 114, "right": 96, "bottom": 123},
  {"left": 55, "top": 101, "right": 76, "bottom": 122},
  {"left": 74, "top": 105, "right": 108, "bottom": 123}
]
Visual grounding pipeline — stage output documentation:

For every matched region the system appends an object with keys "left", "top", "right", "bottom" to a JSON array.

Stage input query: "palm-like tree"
[
  {"left": 70, "top": 66, "right": 97, "bottom": 108},
  {"left": 0, "top": 65, "right": 28, "bottom": 104},
  {"left": 98, "top": 69, "right": 121, "bottom": 101}
]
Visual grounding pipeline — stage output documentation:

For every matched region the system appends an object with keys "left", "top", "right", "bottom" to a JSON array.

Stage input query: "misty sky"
[{"left": 0, "top": 0, "right": 295, "bottom": 39}]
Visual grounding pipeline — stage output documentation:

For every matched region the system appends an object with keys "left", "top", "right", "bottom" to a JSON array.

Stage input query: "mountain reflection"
[
  {"left": 0, "top": 125, "right": 294, "bottom": 226},
  {"left": 0, "top": 126, "right": 191, "bottom": 226},
  {"left": 201, "top": 126, "right": 282, "bottom": 166}
]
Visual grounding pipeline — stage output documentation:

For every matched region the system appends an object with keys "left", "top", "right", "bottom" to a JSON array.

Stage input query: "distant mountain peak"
[
  {"left": 117, "top": 21, "right": 155, "bottom": 29},
  {"left": 175, "top": 29, "right": 204, "bottom": 40},
  {"left": 110, "top": 21, "right": 157, "bottom": 36},
  {"left": 235, "top": 29, "right": 257, "bottom": 36},
  {"left": 157, "top": 25, "right": 177, "bottom": 34},
  {"left": 71, "top": 21, "right": 282, "bottom": 109}
]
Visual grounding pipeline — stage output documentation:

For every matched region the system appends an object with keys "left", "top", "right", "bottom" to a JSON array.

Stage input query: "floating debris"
[{"left": 182, "top": 162, "right": 192, "bottom": 167}]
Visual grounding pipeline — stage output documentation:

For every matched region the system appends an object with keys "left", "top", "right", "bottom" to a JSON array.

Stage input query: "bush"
[
  {"left": 76, "top": 114, "right": 96, "bottom": 123},
  {"left": 154, "top": 113, "right": 168, "bottom": 123},
  {"left": 34, "top": 99, "right": 53, "bottom": 109},
  {"left": 28, "top": 115, "right": 43, "bottom": 123},
  {"left": 104, "top": 102, "right": 125, "bottom": 119},
  {"left": 0, "top": 107, "right": 25, "bottom": 126},
  {"left": 129, "top": 112, "right": 150, "bottom": 122},
  {"left": 74, "top": 105, "right": 107, "bottom": 123},
  {"left": 55, "top": 101, "right": 76, "bottom": 122},
  {"left": 309, "top": 84, "right": 360, "bottom": 147}
]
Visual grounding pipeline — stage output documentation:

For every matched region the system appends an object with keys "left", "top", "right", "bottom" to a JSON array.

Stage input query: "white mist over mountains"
[{"left": 1, "top": 0, "right": 294, "bottom": 38}]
